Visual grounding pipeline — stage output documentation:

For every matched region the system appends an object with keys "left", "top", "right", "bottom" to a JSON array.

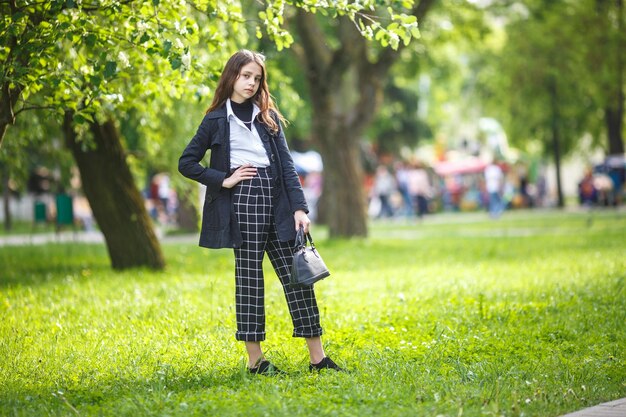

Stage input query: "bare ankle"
[
  {"left": 245, "top": 341, "right": 264, "bottom": 368},
  {"left": 309, "top": 354, "right": 325, "bottom": 365},
  {"left": 248, "top": 355, "right": 264, "bottom": 368}
]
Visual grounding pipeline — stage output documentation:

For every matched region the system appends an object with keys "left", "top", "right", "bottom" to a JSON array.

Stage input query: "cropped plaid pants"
[{"left": 232, "top": 167, "right": 323, "bottom": 342}]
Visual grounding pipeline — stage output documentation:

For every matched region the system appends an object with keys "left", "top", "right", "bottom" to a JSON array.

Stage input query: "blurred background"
[{"left": 1, "top": 0, "right": 624, "bottom": 269}]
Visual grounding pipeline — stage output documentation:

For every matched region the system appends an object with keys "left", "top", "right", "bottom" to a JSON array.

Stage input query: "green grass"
[
  {"left": 0, "top": 220, "right": 58, "bottom": 236},
  {"left": 1, "top": 210, "right": 624, "bottom": 416}
]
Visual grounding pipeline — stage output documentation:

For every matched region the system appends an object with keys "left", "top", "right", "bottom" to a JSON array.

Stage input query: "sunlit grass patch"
[{"left": 1, "top": 210, "right": 624, "bottom": 416}]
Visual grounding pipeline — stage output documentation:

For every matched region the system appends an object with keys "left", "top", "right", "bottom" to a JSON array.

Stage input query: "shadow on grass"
[
  {"left": 0, "top": 364, "right": 307, "bottom": 415},
  {"left": 0, "top": 243, "right": 112, "bottom": 288}
]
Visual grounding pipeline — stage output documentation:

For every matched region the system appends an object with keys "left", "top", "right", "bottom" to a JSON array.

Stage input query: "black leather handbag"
[{"left": 289, "top": 227, "right": 330, "bottom": 287}]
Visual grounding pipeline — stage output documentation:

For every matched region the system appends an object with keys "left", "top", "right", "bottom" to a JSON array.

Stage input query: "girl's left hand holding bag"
[{"left": 294, "top": 210, "right": 310, "bottom": 234}]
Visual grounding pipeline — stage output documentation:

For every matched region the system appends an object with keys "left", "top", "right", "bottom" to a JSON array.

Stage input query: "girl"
[{"left": 178, "top": 50, "right": 343, "bottom": 375}]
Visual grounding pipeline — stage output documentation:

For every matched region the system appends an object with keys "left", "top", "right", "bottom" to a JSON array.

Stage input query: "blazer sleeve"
[
  {"left": 274, "top": 121, "right": 309, "bottom": 214},
  {"left": 178, "top": 114, "right": 226, "bottom": 197}
]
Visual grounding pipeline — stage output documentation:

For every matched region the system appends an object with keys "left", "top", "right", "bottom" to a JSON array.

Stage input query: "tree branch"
[
  {"left": 81, "top": 0, "right": 134, "bottom": 12},
  {"left": 326, "top": 17, "right": 367, "bottom": 88},
  {"left": 293, "top": 9, "right": 333, "bottom": 81},
  {"left": 13, "top": 104, "right": 57, "bottom": 117}
]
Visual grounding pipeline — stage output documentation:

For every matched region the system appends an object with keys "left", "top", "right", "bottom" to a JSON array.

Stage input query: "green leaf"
[
  {"left": 90, "top": 75, "right": 102, "bottom": 88},
  {"left": 170, "top": 57, "right": 181, "bottom": 70},
  {"left": 85, "top": 33, "right": 97, "bottom": 47},
  {"left": 401, "top": 15, "right": 417, "bottom": 25},
  {"left": 81, "top": 112, "right": 95, "bottom": 123},
  {"left": 104, "top": 61, "right": 117, "bottom": 78},
  {"left": 73, "top": 113, "right": 86, "bottom": 124},
  {"left": 163, "top": 40, "right": 172, "bottom": 56}
]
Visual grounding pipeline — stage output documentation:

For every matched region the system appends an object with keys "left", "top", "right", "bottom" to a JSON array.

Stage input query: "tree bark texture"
[
  {"left": 63, "top": 112, "right": 165, "bottom": 270},
  {"left": 549, "top": 77, "right": 564, "bottom": 208},
  {"left": 607, "top": 0, "right": 625, "bottom": 155},
  {"left": 2, "top": 164, "right": 11, "bottom": 231},
  {"left": 313, "top": 111, "right": 369, "bottom": 237},
  {"left": 292, "top": 0, "right": 435, "bottom": 238},
  {"left": 0, "top": 82, "right": 21, "bottom": 149},
  {"left": 606, "top": 106, "right": 625, "bottom": 155},
  {"left": 176, "top": 188, "right": 199, "bottom": 233},
  {"left": 596, "top": 0, "right": 625, "bottom": 155}
]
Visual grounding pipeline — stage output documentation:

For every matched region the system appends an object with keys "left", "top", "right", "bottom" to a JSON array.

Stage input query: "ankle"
[
  {"left": 310, "top": 355, "right": 326, "bottom": 365},
  {"left": 248, "top": 355, "right": 265, "bottom": 368},
  {"left": 309, "top": 355, "right": 326, "bottom": 365}
]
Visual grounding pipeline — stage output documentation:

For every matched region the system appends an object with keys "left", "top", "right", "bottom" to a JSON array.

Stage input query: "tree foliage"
[
  {"left": 367, "top": 0, "right": 489, "bottom": 156},
  {"left": 1, "top": 0, "right": 422, "bottom": 147},
  {"left": 0, "top": 0, "right": 424, "bottom": 266},
  {"left": 477, "top": 0, "right": 624, "bottom": 157}
]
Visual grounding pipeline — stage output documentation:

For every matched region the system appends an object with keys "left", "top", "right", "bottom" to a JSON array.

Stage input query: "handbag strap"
[
  {"left": 295, "top": 226, "right": 317, "bottom": 250},
  {"left": 305, "top": 231, "right": 316, "bottom": 249}
]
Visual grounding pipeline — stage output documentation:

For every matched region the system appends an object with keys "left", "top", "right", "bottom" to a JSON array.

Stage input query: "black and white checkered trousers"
[{"left": 232, "top": 167, "right": 323, "bottom": 342}]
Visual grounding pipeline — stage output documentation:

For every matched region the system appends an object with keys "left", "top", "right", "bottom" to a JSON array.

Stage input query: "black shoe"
[
  {"left": 309, "top": 356, "right": 345, "bottom": 372},
  {"left": 248, "top": 360, "right": 286, "bottom": 376}
]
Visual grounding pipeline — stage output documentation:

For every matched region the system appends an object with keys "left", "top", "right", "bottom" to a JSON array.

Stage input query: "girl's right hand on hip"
[{"left": 222, "top": 164, "right": 257, "bottom": 189}]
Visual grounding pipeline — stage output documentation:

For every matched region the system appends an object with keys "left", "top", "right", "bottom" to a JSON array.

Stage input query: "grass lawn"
[
  {"left": 0, "top": 221, "right": 58, "bottom": 236},
  {"left": 0, "top": 209, "right": 624, "bottom": 416}
]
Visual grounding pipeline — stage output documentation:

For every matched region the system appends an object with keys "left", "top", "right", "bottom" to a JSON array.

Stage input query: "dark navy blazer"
[{"left": 178, "top": 105, "right": 308, "bottom": 249}]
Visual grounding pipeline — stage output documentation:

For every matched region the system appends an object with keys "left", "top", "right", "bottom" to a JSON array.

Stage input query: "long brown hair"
[{"left": 206, "top": 50, "right": 285, "bottom": 134}]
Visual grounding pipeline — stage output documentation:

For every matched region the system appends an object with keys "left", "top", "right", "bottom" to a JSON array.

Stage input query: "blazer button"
[
  {"left": 271, "top": 154, "right": 275, "bottom": 162},
  {"left": 206, "top": 195, "right": 212, "bottom": 203}
]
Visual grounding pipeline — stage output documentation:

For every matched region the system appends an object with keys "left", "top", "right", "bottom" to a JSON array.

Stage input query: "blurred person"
[
  {"left": 535, "top": 168, "right": 547, "bottom": 207},
  {"left": 302, "top": 171, "right": 323, "bottom": 221},
  {"left": 593, "top": 173, "right": 613, "bottom": 206},
  {"left": 166, "top": 187, "right": 178, "bottom": 224},
  {"left": 607, "top": 162, "right": 624, "bottom": 206},
  {"left": 484, "top": 160, "right": 504, "bottom": 218},
  {"left": 178, "top": 50, "right": 343, "bottom": 375},
  {"left": 372, "top": 165, "right": 396, "bottom": 218},
  {"left": 148, "top": 175, "right": 160, "bottom": 220},
  {"left": 157, "top": 173, "right": 172, "bottom": 223},
  {"left": 395, "top": 161, "right": 414, "bottom": 218},
  {"left": 578, "top": 168, "right": 597, "bottom": 206},
  {"left": 406, "top": 161, "right": 432, "bottom": 218}
]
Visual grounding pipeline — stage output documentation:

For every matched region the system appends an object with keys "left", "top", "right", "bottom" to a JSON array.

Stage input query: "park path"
[
  {"left": 560, "top": 398, "right": 626, "bottom": 417},
  {"left": 0, "top": 229, "right": 196, "bottom": 247},
  {"left": 2, "top": 206, "right": 624, "bottom": 248}
]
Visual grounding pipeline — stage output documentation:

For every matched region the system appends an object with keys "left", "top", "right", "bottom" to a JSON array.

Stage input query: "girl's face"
[{"left": 231, "top": 61, "right": 263, "bottom": 103}]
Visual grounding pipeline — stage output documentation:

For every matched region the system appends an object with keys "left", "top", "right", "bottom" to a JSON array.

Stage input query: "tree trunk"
[
  {"left": 2, "top": 164, "right": 11, "bottom": 231},
  {"left": 313, "top": 110, "right": 368, "bottom": 237},
  {"left": 0, "top": 82, "right": 22, "bottom": 149},
  {"left": 596, "top": 0, "right": 625, "bottom": 155},
  {"left": 606, "top": 106, "right": 625, "bottom": 155},
  {"left": 291, "top": 1, "right": 435, "bottom": 238},
  {"left": 63, "top": 112, "right": 165, "bottom": 270},
  {"left": 549, "top": 77, "right": 564, "bottom": 208},
  {"left": 607, "top": 0, "right": 625, "bottom": 155},
  {"left": 176, "top": 187, "right": 199, "bottom": 233}
]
